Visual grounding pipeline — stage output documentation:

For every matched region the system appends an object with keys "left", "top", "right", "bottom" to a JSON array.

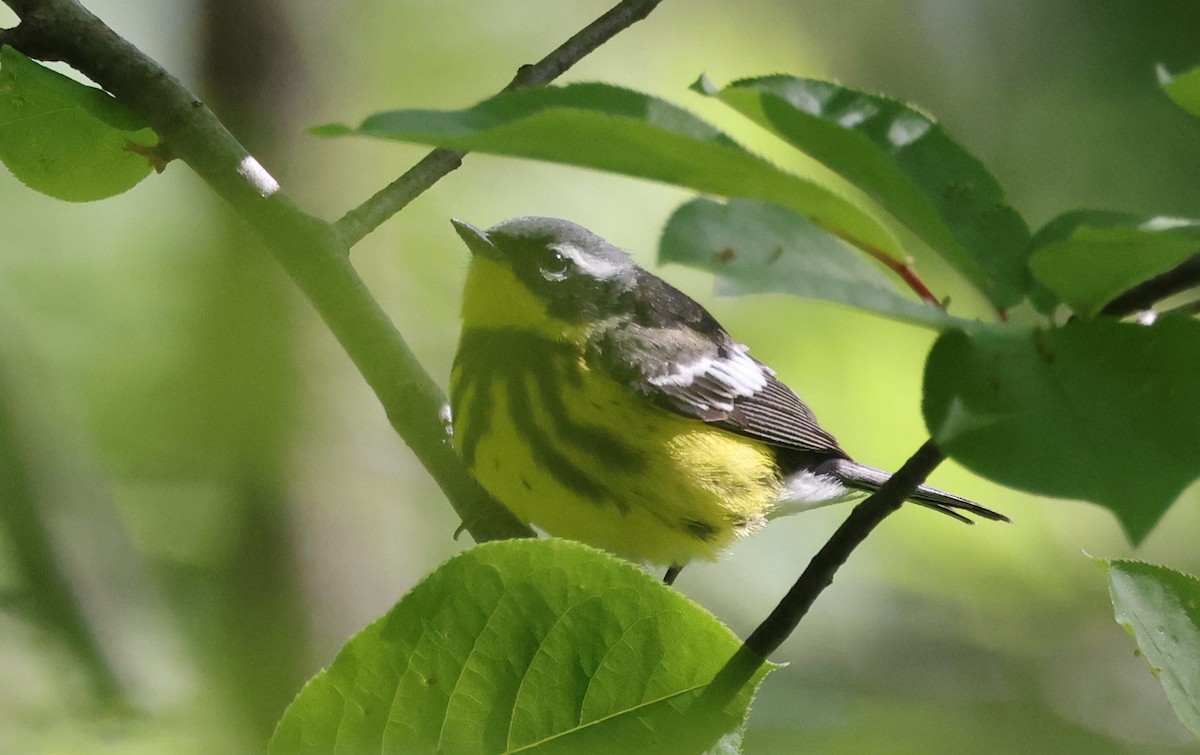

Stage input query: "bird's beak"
[{"left": 451, "top": 218, "right": 500, "bottom": 261}]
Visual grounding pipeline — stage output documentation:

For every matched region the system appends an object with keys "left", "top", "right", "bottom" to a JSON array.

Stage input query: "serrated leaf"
[
  {"left": 270, "top": 539, "right": 770, "bottom": 754},
  {"left": 0, "top": 46, "right": 157, "bottom": 201},
  {"left": 695, "top": 75, "right": 1032, "bottom": 310},
  {"left": 1029, "top": 210, "right": 1200, "bottom": 317},
  {"left": 1158, "top": 63, "right": 1200, "bottom": 119},
  {"left": 659, "top": 197, "right": 956, "bottom": 329},
  {"left": 1108, "top": 560, "right": 1200, "bottom": 739},
  {"left": 319, "top": 82, "right": 901, "bottom": 258},
  {"left": 923, "top": 319, "right": 1200, "bottom": 543}
]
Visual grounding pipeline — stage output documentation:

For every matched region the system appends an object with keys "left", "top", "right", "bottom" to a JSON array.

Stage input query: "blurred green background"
[{"left": 2, "top": 1, "right": 1199, "bottom": 752}]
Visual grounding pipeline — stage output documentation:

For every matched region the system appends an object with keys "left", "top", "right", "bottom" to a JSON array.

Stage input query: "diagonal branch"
[
  {"left": 703, "top": 440, "right": 947, "bottom": 703},
  {"left": 1, "top": 0, "right": 669, "bottom": 543},
  {"left": 747, "top": 439, "right": 946, "bottom": 658},
  {"left": 333, "top": 0, "right": 665, "bottom": 247},
  {"left": 1099, "top": 252, "right": 1200, "bottom": 318},
  {"left": 1, "top": 0, "right": 533, "bottom": 543}
]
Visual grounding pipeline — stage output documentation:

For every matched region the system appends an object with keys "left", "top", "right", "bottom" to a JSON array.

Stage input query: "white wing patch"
[
  {"left": 648, "top": 344, "right": 771, "bottom": 411},
  {"left": 705, "top": 346, "right": 771, "bottom": 394}
]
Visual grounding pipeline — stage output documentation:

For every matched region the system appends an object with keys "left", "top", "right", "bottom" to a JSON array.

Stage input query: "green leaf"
[
  {"left": 1108, "top": 560, "right": 1200, "bottom": 739},
  {"left": 270, "top": 539, "right": 770, "bottom": 754},
  {"left": 1158, "top": 63, "right": 1200, "bottom": 119},
  {"left": 321, "top": 82, "right": 901, "bottom": 258},
  {"left": 0, "top": 46, "right": 157, "bottom": 201},
  {"left": 659, "top": 197, "right": 956, "bottom": 329},
  {"left": 1029, "top": 210, "right": 1200, "bottom": 317},
  {"left": 923, "top": 318, "right": 1200, "bottom": 543},
  {"left": 695, "top": 75, "right": 1032, "bottom": 310}
]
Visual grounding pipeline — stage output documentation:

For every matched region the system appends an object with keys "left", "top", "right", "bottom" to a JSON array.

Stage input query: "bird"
[{"left": 449, "top": 216, "right": 1007, "bottom": 583}]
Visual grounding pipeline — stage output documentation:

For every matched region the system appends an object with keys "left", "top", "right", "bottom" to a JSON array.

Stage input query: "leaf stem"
[{"left": 834, "top": 231, "right": 943, "bottom": 307}]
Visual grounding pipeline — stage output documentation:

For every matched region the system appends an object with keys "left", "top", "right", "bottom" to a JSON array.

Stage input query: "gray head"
[{"left": 452, "top": 216, "right": 642, "bottom": 322}]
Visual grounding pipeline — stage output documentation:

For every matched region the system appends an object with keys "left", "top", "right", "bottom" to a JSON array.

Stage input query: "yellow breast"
[{"left": 451, "top": 326, "right": 783, "bottom": 566}]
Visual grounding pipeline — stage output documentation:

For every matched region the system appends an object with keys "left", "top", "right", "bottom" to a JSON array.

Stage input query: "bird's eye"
[{"left": 539, "top": 249, "right": 571, "bottom": 282}]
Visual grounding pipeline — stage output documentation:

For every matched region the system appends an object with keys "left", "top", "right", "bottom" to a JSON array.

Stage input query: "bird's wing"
[{"left": 594, "top": 321, "right": 844, "bottom": 456}]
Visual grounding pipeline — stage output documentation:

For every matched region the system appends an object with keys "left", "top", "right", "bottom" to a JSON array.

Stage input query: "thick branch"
[
  {"left": 333, "top": 0, "right": 665, "bottom": 247},
  {"left": 1099, "top": 252, "right": 1200, "bottom": 318},
  {"left": 745, "top": 440, "right": 946, "bottom": 658},
  {"left": 3, "top": 0, "right": 531, "bottom": 542}
]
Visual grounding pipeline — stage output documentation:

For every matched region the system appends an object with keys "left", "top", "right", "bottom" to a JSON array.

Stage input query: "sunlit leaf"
[
  {"left": 923, "top": 319, "right": 1200, "bottom": 543},
  {"left": 1108, "top": 560, "right": 1200, "bottom": 739},
  {"left": 659, "top": 197, "right": 956, "bottom": 329},
  {"left": 1158, "top": 63, "right": 1200, "bottom": 119},
  {"left": 270, "top": 539, "right": 770, "bottom": 754},
  {"left": 319, "top": 82, "right": 901, "bottom": 258},
  {"left": 0, "top": 46, "right": 157, "bottom": 201},
  {"left": 695, "top": 75, "right": 1031, "bottom": 310},
  {"left": 1029, "top": 210, "right": 1200, "bottom": 317}
]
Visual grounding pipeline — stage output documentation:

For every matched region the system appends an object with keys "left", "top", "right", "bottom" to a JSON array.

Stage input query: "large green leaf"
[
  {"left": 0, "top": 46, "right": 157, "bottom": 201},
  {"left": 695, "top": 75, "right": 1031, "bottom": 310},
  {"left": 270, "top": 539, "right": 770, "bottom": 754},
  {"left": 1158, "top": 63, "right": 1200, "bottom": 119},
  {"left": 1108, "top": 560, "right": 1200, "bottom": 739},
  {"left": 318, "top": 82, "right": 900, "bottom": 257},
  {"left": 1029, "top": 210, "right": 1200, "bottom": 317},
  {"left": 659, "top": 197, "right": 956, "bottom": 329},
  {"left": 923, "top": 318, "right": 1200, "bottom": 543}
]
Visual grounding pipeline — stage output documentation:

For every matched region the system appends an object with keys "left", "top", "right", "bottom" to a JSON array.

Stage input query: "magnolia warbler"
[{"left": 450, "top": 217, "right": 1007, "bottom": 582}]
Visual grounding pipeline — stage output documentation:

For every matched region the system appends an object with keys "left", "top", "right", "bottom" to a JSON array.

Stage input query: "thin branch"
[
  {"left": 3, "top": 0, "right": 532, "bottom": 543},
  {"left": 1099, "top": 252, "right": 1200, "bottom": 318},
  {"left": 501, "top": 0, "right": 664, "bottom": 91},
  {"left": 701, "top": 440, "right": 948, "bottom": 706},
  {"left": 334, "top": 148, "right": 464, "bottom": 247},
  {"left": 745, "top": 439, "right": 946, "bottom": 659},
  {"left": 333, "top": 0, "right": 666, "bottom": 247}
]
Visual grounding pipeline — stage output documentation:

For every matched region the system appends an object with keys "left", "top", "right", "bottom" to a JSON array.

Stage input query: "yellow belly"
[{"left": 451, "top": 344, "right": 782, "bottom": 566}]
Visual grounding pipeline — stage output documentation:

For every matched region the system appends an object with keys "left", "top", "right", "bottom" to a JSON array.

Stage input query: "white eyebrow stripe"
[{"left": 555, "top": 243, "right": 624, "bottom": 279}]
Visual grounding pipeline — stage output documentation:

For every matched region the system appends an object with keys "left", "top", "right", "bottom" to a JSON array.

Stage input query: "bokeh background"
[{"left": 2, "top": 1, "right": 1200, "bottom": 752}]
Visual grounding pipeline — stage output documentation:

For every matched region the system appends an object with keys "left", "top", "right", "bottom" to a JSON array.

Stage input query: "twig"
[
  {"left": 701, "top": 440, "right": 947, "bottom": 706},
  {"left": 1099, "top": 252, "right": 1200, "bottom": 318},
  {"left": 745, "top": 439, "right": 945, "bottom": 658},
  {"left": 334, "top": 149, "right": 464, "bottom": 247},
  {"left": 333, "top": 0, "right": 665, "bottom": 247}
]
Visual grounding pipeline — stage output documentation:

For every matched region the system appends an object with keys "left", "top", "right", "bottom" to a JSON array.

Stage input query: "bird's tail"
[{"left": 823, "top": 458, "right": 1009, "bottom": 524}]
